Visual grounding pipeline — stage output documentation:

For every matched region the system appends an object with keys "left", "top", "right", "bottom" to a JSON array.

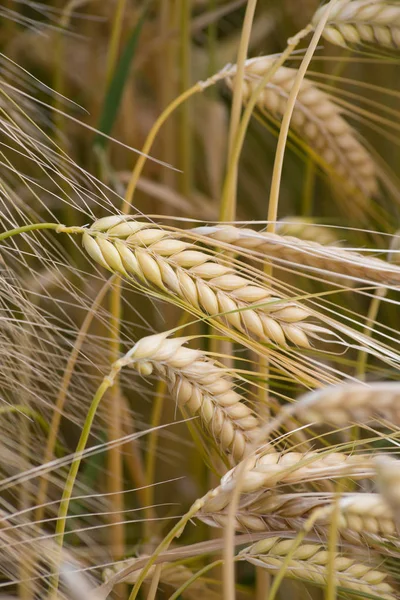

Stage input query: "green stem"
[
  {"left": 128, "top": 496, "right": 208, "bottom": 599},
  {"left": 168, "top": 559, "right": 224, "bottom": 600},
  {"left": 124, "top": 83, "right": 203, "bottom": 210},
  {"left": 50, "top": 365, "right": 121, "bottom": 596},
  {"left": 0, "top": 222, "right": 82, "bottom": 242}
]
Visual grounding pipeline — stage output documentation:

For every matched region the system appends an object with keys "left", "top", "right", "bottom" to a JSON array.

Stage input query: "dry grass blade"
[
  {"left": 240, "top": 536, "right": 397, "bottom": 600},
  {"left": 313, "top": 0, "right": 400, "bottom": 49},
  {"left": 294, "top": 381, "right": 400, "bottom": 426},
  {"left": 227, "top": 56, "right": 378, "bottom": 198},
  {"left": 199, "top": 450, "right": 373, "bottom": 513},
  {"left": 83, "top": 216, "right": 328, "bottom": 349},
  {"left": 120, "top": 332, "right": 261, "bottom": 463},
  {"left": 193, "top": 224, "right": 400, "bottom": 284}
]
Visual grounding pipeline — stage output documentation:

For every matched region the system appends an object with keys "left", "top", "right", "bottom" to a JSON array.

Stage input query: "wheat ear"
[
  {"left": 227, "top": 56, "right": 377, "bottom": 198},
  {"left": 313, "top": 0, "right": 400, "bottom": 49},
  {"left": 318, "top": 493, "right": 397, "bottom": 540},
  {"left": 192, "top": 224, "right": 400, "bottom": 285},
  {"left": 82, "top": 216, "right": 326, "bottom": 349},
  {"left": 240, "top": 536, "right": 397, "bottom": 600},
  {"left": 375, "top": 455, "right": 400, "bottom": 527},
  {"left": 277, "top": 218, "right": 341, "bottom": 246},
  {"left": 199, "top": 451, "right": 373, "bottom": 513},
  {"left": 119, "top": 332, "right": 261, "bottom": 463},
  {"left": 199, "top": 492, "right": 333, "bottom": 533},
  {"left": 294, "top": 381, "right": 400, "bottom": 426}
]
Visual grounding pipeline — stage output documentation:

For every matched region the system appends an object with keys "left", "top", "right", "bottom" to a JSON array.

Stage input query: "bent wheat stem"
[
  {"left": 50, "top": 369, "right": 121, "bottom": 597},
  {"left": 268, "top": 0, "right": 341, "bottom": 231},
  {"left": 221, "top": 0, "right": 257, "bottom": 220},
  {"left": 35, "top": 279, "right": 112, "bottom": 523},
  {"left": 0, "top": 222, "right": 83, "bottom": 242}
]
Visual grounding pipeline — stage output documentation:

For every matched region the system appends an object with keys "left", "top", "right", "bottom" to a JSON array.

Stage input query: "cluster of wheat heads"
[{"left": 3, "top": 0, "right": 400, "bottom": 599}]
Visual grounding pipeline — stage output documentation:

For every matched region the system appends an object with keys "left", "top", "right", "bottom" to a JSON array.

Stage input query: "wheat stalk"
[
  {"left": 192, "top": 224, "right": 400, "bottom": 285},
  {"left": 240, "top": 536, "right": 397, "bottom": 600},
  {"left": 313, "top": 0, "right": 400, "bottom": 49},
  {"left": 82, "top": 216, "right": 327, "bottom": 349},
  {"left": 118, "top": 332, "right": 261, "bottom": 463},
  {"left": 226, "top": 56, "right": 378, "bottom": 199},
  {"left": 294, "top": 381, "right": 400, "bottom": 426},
  {"left": 199, "top": 450, "right": 373, "bottom": 513}
]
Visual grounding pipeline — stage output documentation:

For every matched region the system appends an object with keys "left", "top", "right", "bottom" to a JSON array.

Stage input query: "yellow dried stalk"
[
  {"left": 227, "top": 56, "right": 378, "bottom": 198},
  {"left": 199, "top": 450, "right": 372, "bottom": 514},
  {"left": 82, "top": 216, "right": 327, "bottom": 349},
  {"left": 241, "top": 536, "right": 397, "bottom": 600},
  {"left": 313, "top": 1, "right": 400, "bottom": 49},
  {"left": 103, "top": 561, "right": 220, "bottom": 600},
  {"left": 294, "top": 381, "right": 400, "bottom": 426},
  {"left": 192, "top": 224, "right": 400, "bottom": 284},
  {"left": 119, "top": 332, "right": 261, "bottom": 463}
]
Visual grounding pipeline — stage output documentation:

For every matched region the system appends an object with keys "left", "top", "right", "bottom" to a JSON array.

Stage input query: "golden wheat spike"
[
  {"left": 192, "top": 224, "right": 400, "bottom": 284},
  {"left": 313, "top": 0, "right": 400, "bottom": 49},
  {"left": 119, "top": 332, "right": 261, "bottom": 463},
  {"left": 294, "top": 381, "right": 400, "bottom": 426},
  {"left": 227, "top": 56, "right": 378, "bottom": 198},
  {"left": 199, "top": 450, "right": 373, "bottom": 513},
  {"left": 241, "top": 536, "right": 397, "bottom": 600},
  {"left": 82, "top": 216, "right": 329, "bottom": 349}
]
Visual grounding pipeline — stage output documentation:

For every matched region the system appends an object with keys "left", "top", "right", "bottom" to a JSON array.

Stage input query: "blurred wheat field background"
[{"left": 3, "top": 0, "right": 400, "bottom": 599}]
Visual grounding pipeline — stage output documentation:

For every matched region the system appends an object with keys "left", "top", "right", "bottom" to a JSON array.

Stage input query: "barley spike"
[
  {"left": 192, "top": 224, "right": 400, "bottom": 285},
  {"left": 295, "top": 381, "right": 400, "bottom": 426},
  {"left": 121, "top": 332, "right": 261, "bottom": 463},
  {"left": 227, "top": 56, "right": 378, "bottom": 198},
  {"left": 313, "top": 1, "right": 400, "bottom": 50},
  {"left": 83, "top": 217, "right": 326, "bottom": 349},
  {"left": 241, "top": 536, "right": 397, "bottom": 600}
]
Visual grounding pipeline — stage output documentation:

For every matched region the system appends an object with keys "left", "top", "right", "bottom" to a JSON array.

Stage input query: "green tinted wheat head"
[
  {"left": 294, "top": 381, "right": 400, "bottom": 426},
  {"left": 119, "top": 332, "right": 261, "bottom": 463},
  {"left": 82, "top": 216, "right": 326, "bottom": 348},
  {"left": 192, "top": 224, "right": 400, "bottom": 284},
  {"left": 313, "top": 1, "right": 400, "bottom": 49},
  {"left": 227, "top": 56, "right": 378, "bottom": 198},
  {"left": 241, "top": 536, "right": 397, "bottom": 600}
]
